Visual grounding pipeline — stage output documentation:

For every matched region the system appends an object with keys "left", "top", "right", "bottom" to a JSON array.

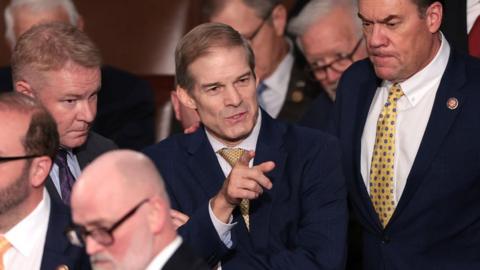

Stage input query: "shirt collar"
[
  {"left": 145, "top": 236, "right": 183, "bottom": 270},
  {"left": 206, "top": 110, "right": 262, "bottom": 152},
  {"left": 382, "top": 33, "right": 450, "bottom": 107},
  {"left": 5, "top": 189, "right": 51, "bottom": 257},
  {"left": 263, "top": 38, "right": 294, "bottom": 95}
]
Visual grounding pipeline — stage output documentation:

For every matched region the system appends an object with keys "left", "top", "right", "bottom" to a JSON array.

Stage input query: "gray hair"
[
  {"left": 203, "top": 0, "right": 282, "bottom": 20},
  {"left": 288, "top": 0, "right": 361, "bottom": 50},
  {"left": 4, "top": 0, "right": 80, "bottom": 48}
]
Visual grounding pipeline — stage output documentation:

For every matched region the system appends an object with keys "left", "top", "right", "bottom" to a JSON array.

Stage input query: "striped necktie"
[{"left": 0, "top": 236, "right": 11, "bottom": 270}]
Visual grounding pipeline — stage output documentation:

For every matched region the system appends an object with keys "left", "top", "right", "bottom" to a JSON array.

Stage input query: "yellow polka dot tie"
[
  {"left": 0, "top": 236, "right": 11, "bottom": 270},
  {"left": 217, "top": 147, "right": 250, "bottom": 231},
  {"left": 370, "top": 83, "right": 404, "bottom": 227}
]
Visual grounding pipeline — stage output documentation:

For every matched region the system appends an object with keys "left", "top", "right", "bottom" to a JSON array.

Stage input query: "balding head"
[{"left": 71, "top": 150, "right": 175, "bottom": 270}]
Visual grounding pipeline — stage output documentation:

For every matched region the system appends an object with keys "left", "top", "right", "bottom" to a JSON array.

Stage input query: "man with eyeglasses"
[
  {"left": 70, "top": 150, "right": 209, "bottom": 270},
  {"left": 288, "top": 0, "right": 367, "bottom": 130},
  {"left": 0, "top": 92, "right": 90, "bottom": 270},
  {"left": 202, "top": 0, "right": 323, "bottom": 123}
]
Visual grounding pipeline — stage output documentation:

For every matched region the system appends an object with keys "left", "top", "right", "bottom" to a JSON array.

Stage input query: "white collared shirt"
[
  {"left": 204, "top": 112, "right": 262, "bottom": 248},
  {"left": 49, "top": 148, "right": 82, "bottom": 199},
  {"left": 467, "top": 0, "right": 480, "bottom": 33},
  {"left": 361, "top": 33, "right": 450, "bottom": 203},
  {"left": 2, "top": 189, "right": 51, "bottom": 270},
  {"left": 145, "top": 236, "right": 183, "bottom": 270},
  {"left": 261, "top": 39, "right": 294, "bottom": 118}
]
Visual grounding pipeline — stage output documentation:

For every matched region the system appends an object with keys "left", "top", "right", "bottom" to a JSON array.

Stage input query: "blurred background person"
[
  {"left": 0, "top": 92, "right": 90, "bottom": 270},
  {"left": 1, "top": 0, "right": 156, "bottom": 150},
  {"left": 203, "top": 0, "right": 323, "bottom": 123},
  {"left": 288, "top": 0, "right": 367, "bottom": 130},
  {"left": 441, "top": 0, "right": 480, "bottom": 58},
  {"left": 70, "top": 150, "right": 209, "bottom": 270}
]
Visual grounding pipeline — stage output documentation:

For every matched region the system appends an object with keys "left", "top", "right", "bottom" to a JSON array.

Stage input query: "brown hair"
[
  {"left": 0, "top": 92, "right": 59, "bottom": 159},
  {"left": 175, "top": 22, "right": 255, "bottom": 91},
  {"left": 11, "top": 22, "right": 101, "bottom": 83},
  {"left": 202, "top": 0, "right": 282, "bottom": 20}
]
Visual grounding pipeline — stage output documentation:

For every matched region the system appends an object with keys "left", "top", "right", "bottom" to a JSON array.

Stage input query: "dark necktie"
[
  {"left": 469, "top": 16, "right": 480, "bottom": 58},
  {"left": 54, "top": 148, "right": 76, "bottom": 205}
]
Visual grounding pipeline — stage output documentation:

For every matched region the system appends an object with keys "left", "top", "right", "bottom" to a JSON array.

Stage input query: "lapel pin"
[
  {"left": 56, "top": 265, "right": 69, "bottom": 270},
  {"left": 447, "top": 97, "right": 458, "bottom": 110},
  {"left": 291, "top": 90, "right": 304, "bottom": 103}
]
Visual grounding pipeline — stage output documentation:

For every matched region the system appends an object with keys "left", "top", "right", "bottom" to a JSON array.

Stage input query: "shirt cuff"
[{"left": 208, "top": 199, "right": 236, "bottom": 248}]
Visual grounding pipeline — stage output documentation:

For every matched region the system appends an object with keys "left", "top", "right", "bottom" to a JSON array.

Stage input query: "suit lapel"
[
  {"left": 249, "top": 111, "right": 286, "bottom": 249},
  {"left": 352, "top": 66, "right": 384, "bottom": 231},
  {"left": 391, "top": 52, "right": 467, "bottom": 225},
  {"left": 185, "top": 127, "right": 226, "bottom": 198}
]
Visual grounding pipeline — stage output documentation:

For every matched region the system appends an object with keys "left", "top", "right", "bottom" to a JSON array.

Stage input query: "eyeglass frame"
[
  {"left": 307, "top": 37, "right": 364, "bottom": 79},
  {"left": 243, "top": 7, "right": 275, "bottom": 41},
  {"left": 0, "top": 154, "right": 44, "bottom": 163},
  {"left": 66, "top": 198, "right": 151, "bottom": 247}
]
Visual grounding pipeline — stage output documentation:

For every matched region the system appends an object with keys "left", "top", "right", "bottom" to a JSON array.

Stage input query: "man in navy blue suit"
[
  {"left": 332, "top": 0, "right": 480, "bottom": 269},
  {"left": 144, "top": 22, "right": 348, "bottom": 269},
  {"left": 0, "top": 92, "right": 89, "bottom": 270}
]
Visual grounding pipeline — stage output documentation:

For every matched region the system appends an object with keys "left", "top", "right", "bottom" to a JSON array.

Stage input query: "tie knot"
[
  {"left": 388, "top": 83, "right": 404, "bottom": 102},
  {"left": 218, "top": 148, "right": 245, "bottom": 167},
  {"left": 54, "top": 148, "right": 69, "bottom": 166},
  {"left": 0, "top": 236, "right": 11, "bottom": 253}
]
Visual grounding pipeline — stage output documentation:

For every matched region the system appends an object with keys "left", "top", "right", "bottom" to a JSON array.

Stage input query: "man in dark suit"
[
  {"left": 70, "top": 150, "right": 209, "bottom": 270},
  {"left": 143, "top": 22, "right": 348, "bottom": 269},
  {"left": 12, "top": 22, "right": 116, "bottom": 205},
  {"left": 332, "top": 0, "right": 480, "bottom": 269},
  {"left": 203, "top": 0, "right": 323, "bottom": 123},
  {"left": 1, "top": 0, "right": 156, "bottom": 150},
  {"left": 0, "top": 92, "right": 90, "bottom": 270}
]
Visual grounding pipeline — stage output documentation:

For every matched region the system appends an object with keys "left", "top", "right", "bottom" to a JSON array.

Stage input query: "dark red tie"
[
  {"left": 469, "top": 16, "right": 480, "bottom": 58},
  {"left": 54, "top": 148, "right": 76, "bottom": 205}
]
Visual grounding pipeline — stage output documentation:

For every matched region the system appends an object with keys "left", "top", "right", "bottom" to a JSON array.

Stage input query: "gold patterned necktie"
[
  {"left": 0, "top": 236, "right": 11, "bottom": 270},
  {"left": 217, "top": 147, "right": 250, "bottom": 231},
  {"left": 369, "top": 83, "right": 404, "bottom": 227}
]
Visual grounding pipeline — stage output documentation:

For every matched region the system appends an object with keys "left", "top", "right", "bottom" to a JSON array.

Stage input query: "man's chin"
[{"left": 61, "top": 134, "right": 89, "bottom": 149}]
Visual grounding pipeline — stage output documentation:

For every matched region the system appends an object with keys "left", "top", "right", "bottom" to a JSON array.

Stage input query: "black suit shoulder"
[{"left": 163, "top": 242, "right": 209, "bottom": 270}]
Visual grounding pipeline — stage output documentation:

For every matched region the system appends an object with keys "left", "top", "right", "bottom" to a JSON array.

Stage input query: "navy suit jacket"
[
  {"left": 331, "top": 50, "right": 480, "bottom": 269},
  {"left": 40, "top": 194, "right": 91, "bottom": 270},
  {"left": 144, "top": 111, "right": 348, "bottom": 270}
]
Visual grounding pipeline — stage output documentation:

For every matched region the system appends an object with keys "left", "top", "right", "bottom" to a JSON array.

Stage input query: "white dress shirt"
[
  {"left": 49, "top": 148, "right": 82, "bottom": 199},
  {"left": 361, "top": 34, "right": 450, "bottom": 203},
  {"left": 261, "top": 39, "right": 294, "bottom": 118},
  {"left": 2, "top": 189, "right": 51, "bottom": 270},
  {"left": 467, "top": 0, "right": 480, "bottom": 33},
  {"left": 204, "top": 112, "right": 262, "bottom": 247},
  {"left": 145, "top": 236, "right": 183, "bottom": 270}
]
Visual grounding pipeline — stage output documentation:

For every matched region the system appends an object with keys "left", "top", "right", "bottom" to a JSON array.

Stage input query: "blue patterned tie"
[
  {"left": 257, "top": 81, "right": 267, "bottom": 110},
  {"left": 54, "top": 148, "right": 76, "bottom": 205}
]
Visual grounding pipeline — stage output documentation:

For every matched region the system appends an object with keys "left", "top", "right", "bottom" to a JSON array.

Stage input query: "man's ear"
[
  {"left": 147, "top": 196, "right": 167, "bottom": 234},
  {"left": 170, "top": 91, "right": 182, "bottom": 121},
  {"left": 30, "top": 156, "right": 53, "bottom": 188},
  {"left": 426, "top": 2, "right": 443, "bottom": 33},
  {"left": 176, "top": 86, "right": 197, "bottom": 110},
  {"left": 271, "top": 4, "right": 287, "bottom": 37},
  {"left": 15, "top": 80, "right": 35, "bottom": 98}
]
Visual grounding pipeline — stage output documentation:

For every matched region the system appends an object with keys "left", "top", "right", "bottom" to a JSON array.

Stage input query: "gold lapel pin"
[{"left": 446, "top": 97, "right": 458, "bottom": 110}]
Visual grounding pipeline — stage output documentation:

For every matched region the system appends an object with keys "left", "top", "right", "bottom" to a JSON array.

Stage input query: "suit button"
[{"left": 381, "top": 236, "right": 391, "bottom": 244}]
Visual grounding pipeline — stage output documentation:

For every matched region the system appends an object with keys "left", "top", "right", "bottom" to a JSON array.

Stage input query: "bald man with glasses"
[{"left": 70, "top": 150, "right": 209, "bottom": 270}]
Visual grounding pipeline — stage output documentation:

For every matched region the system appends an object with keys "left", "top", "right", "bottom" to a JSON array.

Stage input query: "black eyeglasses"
[
  {"left": 66, "top": 198, "right": 150, "bottom": 247},
  {"left": 243, "top": 8, "right": 274, "bottom": 41},
  {"left": 308, "top": 37, "right": 364, "bottom": 80},
  {"left": 0, "top": 154, "right": 43, "bottom": 163}
]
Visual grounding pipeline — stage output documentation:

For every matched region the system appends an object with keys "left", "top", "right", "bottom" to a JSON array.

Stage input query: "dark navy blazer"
[
  {"left": 144, "top": 111, "right": 348, "bottom": 270},
  {"left": 331, "top": 50, "right": 480, "bottom": 270}
]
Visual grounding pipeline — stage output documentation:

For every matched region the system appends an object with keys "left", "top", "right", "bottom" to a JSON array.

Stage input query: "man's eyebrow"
[
  {"left": 200, "top": 81, "right": 222, "bottom": 89},
  {"left": 235, "top": 71, "right": 252, "bottom": 80},
  {"left": 358, "top": 13, "right": 401, "bottom": 23}
]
